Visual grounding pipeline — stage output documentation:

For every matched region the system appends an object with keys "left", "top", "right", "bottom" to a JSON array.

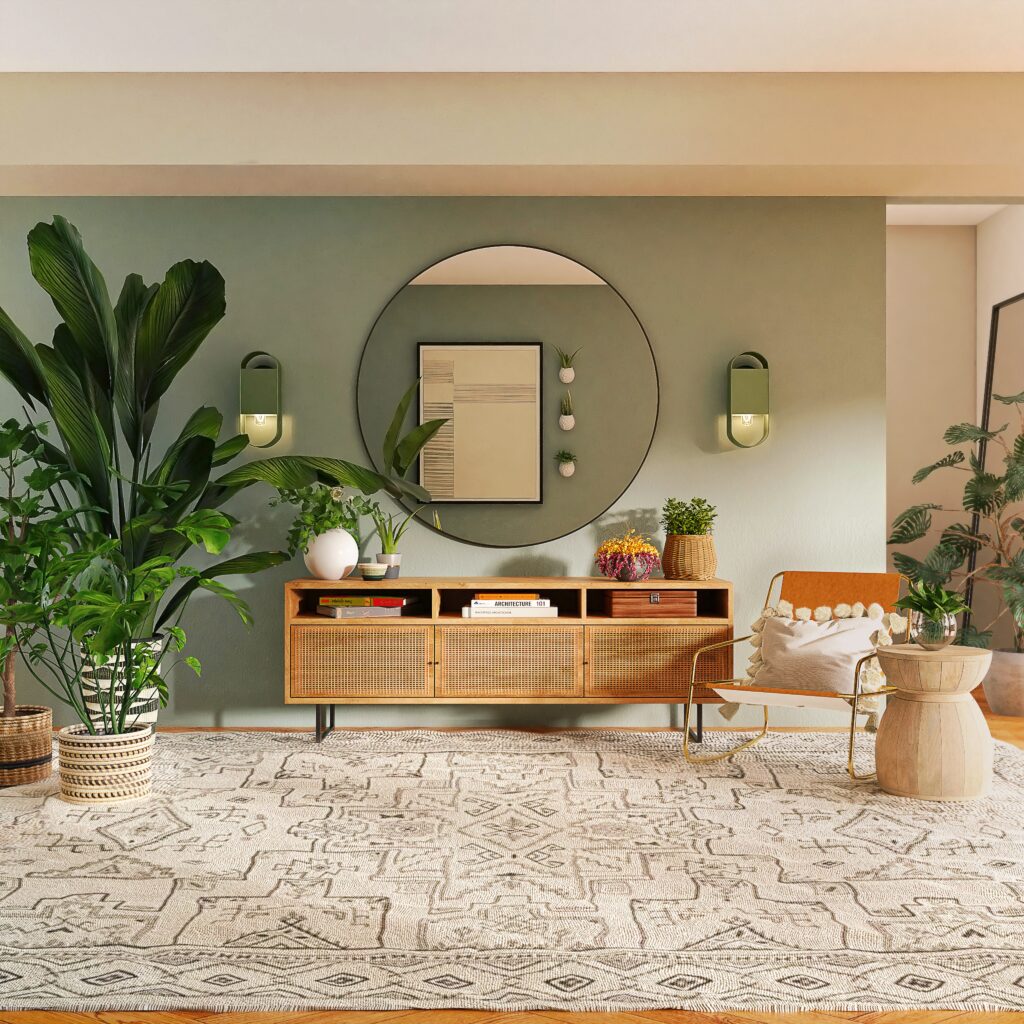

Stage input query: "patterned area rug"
[{"left": 2, "top": 729, "right": 1024, "bottom": 1012}]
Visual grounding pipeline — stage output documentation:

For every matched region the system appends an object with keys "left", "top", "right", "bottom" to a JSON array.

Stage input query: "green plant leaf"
[
  {"left": 212, "top": 433, "right": 249, "bottom": 466},
  {"left": 35, "top": 344, "right": 111, "bottom": 527},
  {"left": 27, "top": 216, "right": 116, "bottom": 389},
  {"left": 963, "top": 471, "right": 1005, "bottom": 514},
  {"left": 113, "top": 273, "right": 158, "bottom": 453},
  {"left": 135, "top": 260, "right": 226, "bottom": 442},
  {"left": 393, "top": 418, "right": 448, "bottom": 478},
  {"left": 382, "top": 378, "right": 419, "bottom": 475},
  {"left": 993, "top": 390, "right": 1024, "bottom": 405},
  {"left": 887, "top": 503, "right": 941, "bottom": 545},
  {"left": 943, "top": 422, "right": 1007, "bottom": 445},
  {"left": 892, "top": 544, "right": 962, "bottom": 587},
  {"left": 0, "top": 305, "right": 46, "bottom": 405},
  {"left": 154, "top": 550, "right": 288, "bottom": 629},
  {"left": 211, "top": 455, "right": 418, "bottom": 501},
  {"left": 957, "top": 624, "right": 992, "bottom": 648},
  {"left": 912, "top": 450, "right": 965, "bottom": 483},
  {"left": 941, "top": 522, "right": 988, "bottom": 557}
]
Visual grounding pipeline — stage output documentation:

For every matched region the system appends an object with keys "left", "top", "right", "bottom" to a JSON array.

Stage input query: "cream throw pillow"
[{"left": 751, "top": 615, "right": 881, "bottom": 694}]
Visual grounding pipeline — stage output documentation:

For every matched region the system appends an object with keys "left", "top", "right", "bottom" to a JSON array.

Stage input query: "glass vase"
[{"left": 909, "top": 610, "right": 957, "bottom": 651}]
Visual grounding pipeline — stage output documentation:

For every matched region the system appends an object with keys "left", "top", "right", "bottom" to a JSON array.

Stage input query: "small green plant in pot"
[
  {"left": 554, "top": 346, "right": 581, "bottom": 384},
  {"left": 894, "top": 581, "right": 969, "bottom": 651},
  {"left": 559, "top": 392, "right": 575, "bottom": 431},
  {"left": 661, "top": 497, "right": 718, "bottom": 581},
  {"left": 555, "top": 450, "right": 577, "bottom": 478},
  {"left": 369, "top": 504, "right": 440, "bottom": 578}
]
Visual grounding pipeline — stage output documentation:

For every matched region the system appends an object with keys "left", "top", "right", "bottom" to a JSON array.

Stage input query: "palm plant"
[
  {"left": 0, "top": 216, "right": 440, "bottom": 641},
  {"left": 888, "top": 391, "right": 1024, "bottom": 651}
]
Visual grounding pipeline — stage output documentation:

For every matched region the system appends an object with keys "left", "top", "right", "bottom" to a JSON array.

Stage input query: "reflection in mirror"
[
  {"left": 968, "top": 292, "right": 1024, "bottom": 645},
  {"left": 356, "top": 245, "right": 659, "bottom": 548}
]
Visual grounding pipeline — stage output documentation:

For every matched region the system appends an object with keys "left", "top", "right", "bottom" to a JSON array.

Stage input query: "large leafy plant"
[
  {"left": 888, "top": 392, "right": 1024, "bottom": 651},
  {"left": 0, "top": 216, "right": 440, "bottom": 640}
]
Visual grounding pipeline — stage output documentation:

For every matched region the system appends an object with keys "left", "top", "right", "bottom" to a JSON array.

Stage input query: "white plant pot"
[
  {"left": 559, "top": 414, "right": 576, "bottom": 431},
  {"left": 558, "top": 367, "right": 575, "bottom": 384},
  {"left": 982, "top": 649, "right": 1024, "bottom": 716},
  {"left": 558, "top": 461, "right": 576, "bottom": 477},
  {"left": 376, "top": 552, "right": 402, "bottom": 579},
  {"left": 304, "top": 528, "right": 359, "bottom": 580}
]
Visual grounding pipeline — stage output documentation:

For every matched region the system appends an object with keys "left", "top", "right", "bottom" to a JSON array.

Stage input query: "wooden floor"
[{"left": 5, "top": 701, "right": 1023, "bottom": 1024}]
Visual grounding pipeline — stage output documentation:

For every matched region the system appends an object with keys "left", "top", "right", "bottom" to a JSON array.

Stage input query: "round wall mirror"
[{"left": 356, "top": 245, "right": 659, "bottom": 547}]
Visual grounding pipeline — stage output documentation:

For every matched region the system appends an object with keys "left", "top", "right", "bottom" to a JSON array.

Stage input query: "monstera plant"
[
  {"left": 888, "top": 392, "right": 1024, "bottom": 715},
  {"left": 0, "top": 216, "right": 442, "bottom": 730}
]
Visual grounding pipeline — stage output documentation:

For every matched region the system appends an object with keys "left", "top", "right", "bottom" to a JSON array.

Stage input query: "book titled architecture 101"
[
  {"left": 473, "top": 592, "right": 541, "bottom": 601},
  {"left": 461, "top": 606, "right": 559, "bottom": 618},
  {"left": 318, "top": 596, "right": 410, "bottom": 607},
  {"left": 317, "top": 605, "right": 404, "bottom": 619},
  {"left": 470, "top": 599, "right": 550, "bottom": 607}
]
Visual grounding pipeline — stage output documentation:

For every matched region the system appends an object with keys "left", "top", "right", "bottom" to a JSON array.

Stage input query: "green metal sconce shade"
[
  {"left": 727, "top": 351, "right": 769, "bottom": 448},
  {"left": 239, "top": 351, "right": 282, "bottom": 448}
]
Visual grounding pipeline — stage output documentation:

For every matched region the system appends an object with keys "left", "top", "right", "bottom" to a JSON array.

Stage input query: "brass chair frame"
[{"left": 682, "top": 570, "right": 901, "bottom": 779}]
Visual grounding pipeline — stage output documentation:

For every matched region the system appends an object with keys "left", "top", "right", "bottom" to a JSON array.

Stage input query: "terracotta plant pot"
[
  {"left": 0, "top": 705, "right": 53, "bottom": 787},
  {"left": 662, "top": 534, "right": 718, "bottom": 581},
  {"left": 57, "top": 724, "right": 154, "bottom": 805},
  {"left": 982, "top": 649, "right": 1024, "bottom": 716}
]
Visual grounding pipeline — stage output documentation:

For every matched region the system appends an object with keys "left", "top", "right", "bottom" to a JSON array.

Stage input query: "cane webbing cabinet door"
[
  {"left": 435, "top": 625, "right": 583, "bottom": 698},
  {"left": 288, "top": 624, "right": 433, "bottom": 700},
  {"left": 585, "top": 624, "right": 733, "bottom": 699},
  {"left": 284, "top": 577, "right": 732, "bottom": 706}
]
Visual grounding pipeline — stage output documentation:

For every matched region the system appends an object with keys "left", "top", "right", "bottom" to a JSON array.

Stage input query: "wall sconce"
[
  {"left": 239, "top": 351, "right": 282, "bottom": 448},
  {"left": 727, "top": 351, "right": 769, "bottom": 448}
]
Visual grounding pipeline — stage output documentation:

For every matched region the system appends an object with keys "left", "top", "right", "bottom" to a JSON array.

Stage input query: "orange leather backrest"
[{"left": 778, "top": 571, "right": 902, "bottom": 613}]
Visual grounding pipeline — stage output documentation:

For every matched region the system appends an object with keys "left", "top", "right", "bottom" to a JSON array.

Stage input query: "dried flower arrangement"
[{"left": 595, "top": 528, "right": 661, "bottom": 582}]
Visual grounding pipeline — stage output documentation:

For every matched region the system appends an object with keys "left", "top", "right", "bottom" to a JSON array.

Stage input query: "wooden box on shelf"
[{"left": 284, "top": 576, "right": 733, "bottom": 707}]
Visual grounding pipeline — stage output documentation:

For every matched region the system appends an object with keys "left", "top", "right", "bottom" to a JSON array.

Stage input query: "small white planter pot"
[
  {"left": 982, "top": 649, "right": 1024, "bottom": 716},
  {"left": 558, "top": 461, "right": 576, "bottom": 478},
  {"left": 304, "top": 528, "right": 358, "bottom": 580},
  {"left": 558, "top": 367, "right": 575, "bottom": 384},
  {"left": 376, "top": 552, "right": 402, "bottom": 579},
  {"left": 559, "top": 414, "right": 576, "bottom": 431}
]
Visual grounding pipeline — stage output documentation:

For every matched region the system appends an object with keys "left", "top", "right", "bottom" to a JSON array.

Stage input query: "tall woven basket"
[
  {"left": 0, "top": 705, "right": 53, "bottom": 787},
  {"left": 662, "top": 534, "right": 718, "bottom": 581},
  {"left": 57, "top": 724, "right": 154, "bottom": 805}
]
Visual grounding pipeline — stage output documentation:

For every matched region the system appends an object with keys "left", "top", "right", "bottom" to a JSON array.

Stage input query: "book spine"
[
  {"left": 470, "top": 599, "right": 550, "bottom": 607},
  {"left": 461, "top": 606, "right": 559, "bottom": 617},
  {"left": 319, "top": 596, "right": 408, "bottom": 607},
  {"left": 473, "top": 593, "right": 541, "bottom": 601},
  {"left": 317, "top": 606, "right": 402, "bottom": 618}
]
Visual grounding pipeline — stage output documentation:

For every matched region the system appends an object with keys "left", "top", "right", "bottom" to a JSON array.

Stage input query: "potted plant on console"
[
  {"left": 595, "top": 528, "right": 660, "bottom": 582},
  {"left": 889, "top": 390, "right": 1024, "bottom": 715},
  {"left": 274, "top": 484, "right": 374, "bottom": 580},
  {"left": 661, "top": 496, "right": 718, "bottom": 580}
]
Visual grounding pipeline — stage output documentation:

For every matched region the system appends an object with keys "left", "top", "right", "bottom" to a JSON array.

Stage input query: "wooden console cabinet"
[{"left": 284, "top": 576, "right": 733, "bottom": 738}]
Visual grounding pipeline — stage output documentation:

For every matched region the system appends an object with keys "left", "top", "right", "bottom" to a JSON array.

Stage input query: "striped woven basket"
[
  {"left": 0, "top": 705, "right": 53, "bottom": 787},
  {"left": 57, "top": 724, "right": 154, "bottom": 805},
  {"left": 80, "top": 638, "right": 163, "bottom": 731}
]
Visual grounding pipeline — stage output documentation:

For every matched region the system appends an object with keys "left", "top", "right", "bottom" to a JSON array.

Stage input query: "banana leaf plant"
[
  {"left": 0, "top": 216, "right": 444, "bottom": 641},
  {"left": 888, "top": 390, "right": 1024, "bottom": 652}
]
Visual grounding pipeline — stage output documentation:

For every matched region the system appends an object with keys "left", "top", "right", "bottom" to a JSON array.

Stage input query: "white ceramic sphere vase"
[{"left": 304, "top": 528, "right": 359, "bottom": 580}]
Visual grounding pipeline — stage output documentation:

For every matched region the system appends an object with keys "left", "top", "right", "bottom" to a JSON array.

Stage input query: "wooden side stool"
[{"left": 874, "top": 644, "right": 993, "bottom": 801}]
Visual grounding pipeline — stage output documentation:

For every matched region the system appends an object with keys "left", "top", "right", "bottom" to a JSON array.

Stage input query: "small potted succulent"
[
  {"left": 559, "top": 392, "right": 575, "bottom": 431},
  {"left": 554, "top": 346, "right": 581, "bottom": 384},
  {"left": 661, "top": 496, "right": 718, "bottom": 581},
  {"left": 273, "top": 484, "right": 373, "bottom": 580},
  {"left": 895, "top": 581, "right": 969, "bottom": 651},
  {"left": 554, "top": 450, "right": 577, "bottom": 478},
  {"left": 369, "top": 503, "right": 440, "bottom": 578},
  {"left": 595, "top": 529, "right": 661, "bottom": 582}
]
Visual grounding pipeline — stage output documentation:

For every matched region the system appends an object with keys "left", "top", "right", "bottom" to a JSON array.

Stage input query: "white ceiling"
[
  {"left": 886, "top": 204, "right": 1009, "bottom": 225},
  {"left": 5, "top": 0, "right": 1024, "bottom": 72}
]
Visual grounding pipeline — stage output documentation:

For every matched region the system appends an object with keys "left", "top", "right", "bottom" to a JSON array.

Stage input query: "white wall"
[{"left": 885, "top": 227, "right": 976, "bottom": 565}]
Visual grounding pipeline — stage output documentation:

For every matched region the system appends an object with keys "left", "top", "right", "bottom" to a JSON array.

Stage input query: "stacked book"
[
  {"left": 317, "top": 596, "right": 417, "bottom": 619},
  {"left": 460, "top": 592, "right": 558, "bottom": 618}
]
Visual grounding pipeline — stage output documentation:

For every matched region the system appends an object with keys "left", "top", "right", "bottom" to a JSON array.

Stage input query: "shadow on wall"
[
  {"left": 494, "top": 553, "right": 570, "bottom": 577},
  {"left": 590, "top": 507, "right": 661, "bottom": 552}
]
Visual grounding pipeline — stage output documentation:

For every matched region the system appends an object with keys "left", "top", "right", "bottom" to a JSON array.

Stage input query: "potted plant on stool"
[
  {"left": 888, "top": 390, "right": 1024, "bottom": 714},
  {"left": 661, "top": 496, "right": 718, "bottom": 581},
  {"left": 894, "top": 581, "right": 969, "bottom": 650}
]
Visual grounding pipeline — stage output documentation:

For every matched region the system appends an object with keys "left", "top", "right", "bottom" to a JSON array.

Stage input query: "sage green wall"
[{"left": 0, "top": 198, "right": 886, "bottom": 728}]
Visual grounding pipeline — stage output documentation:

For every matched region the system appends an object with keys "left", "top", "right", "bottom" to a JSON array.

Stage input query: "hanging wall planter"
[{"left": 559, "top": 392, "right": 575, "bottom": 431}]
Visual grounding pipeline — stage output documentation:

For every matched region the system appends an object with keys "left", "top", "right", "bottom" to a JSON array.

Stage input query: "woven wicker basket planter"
[
  {"left": 0, "top": 705, "right": 53, "bottom": 787},
  {"left": 662, "top": 534, "right": 718, "bottom": 581},
  {"left": 57, "top": 724, "right": 154, "bottom": 805}
]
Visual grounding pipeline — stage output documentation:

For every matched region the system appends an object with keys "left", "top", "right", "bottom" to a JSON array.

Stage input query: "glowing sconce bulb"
[
  {"left": 740, "top": 414, "right": 753, "bottom": 426},
  {"left": 239, "top": 352, "right": 283, "bottom": 448}
]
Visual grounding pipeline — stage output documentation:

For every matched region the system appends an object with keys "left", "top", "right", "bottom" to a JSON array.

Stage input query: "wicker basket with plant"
[{"left": 661, "top": 497, "right": 718, "bottom": 580}]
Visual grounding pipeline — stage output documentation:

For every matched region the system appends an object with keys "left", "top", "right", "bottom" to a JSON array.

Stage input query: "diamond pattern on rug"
[{"left": 1, "top": 729, "right": 1024, "bottom": 1011}]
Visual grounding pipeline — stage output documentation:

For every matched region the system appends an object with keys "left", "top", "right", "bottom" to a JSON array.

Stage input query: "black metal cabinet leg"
[
  {"left": 687, "top": 703, "right": 704, "bottom": 744},
  {"left": 315, "top": 704, "right": 336, "bottom": 743}
]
